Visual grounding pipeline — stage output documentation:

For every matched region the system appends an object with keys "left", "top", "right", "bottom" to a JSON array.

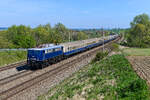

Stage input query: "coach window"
[
  {"left": 49, "top": 49, "right": 52, "bottom": 53},
  {"left": 55, "top": 48, "right": 58, "bottom": 51},
  {"left": 54, "top": 48, "right": 57, "bottom": 52}
]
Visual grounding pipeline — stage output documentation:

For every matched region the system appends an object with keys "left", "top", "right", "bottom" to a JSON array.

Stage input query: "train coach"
[{"left": 27, "top": 35, "right": 118, "bottom": 69}]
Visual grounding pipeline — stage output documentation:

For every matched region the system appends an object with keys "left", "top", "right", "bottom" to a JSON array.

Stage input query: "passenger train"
[{"left": 27, "top": 35, "right": 118, "bottom": 69}]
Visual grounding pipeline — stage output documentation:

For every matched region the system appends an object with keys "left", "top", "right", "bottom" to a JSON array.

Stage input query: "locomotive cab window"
[{"left": 45, "top": 49, "right": 53, "bottom": 54}]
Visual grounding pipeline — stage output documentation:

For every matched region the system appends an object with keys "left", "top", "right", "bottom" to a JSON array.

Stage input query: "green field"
[
  {"left": 38, "top": 54, "right": 150, "bottom": 100},
  {"left": 122, "top": 48, "right": 150, "bottom": 56},
  {"left": 0, "top": 51, "right": 27, "bottom": 67}
]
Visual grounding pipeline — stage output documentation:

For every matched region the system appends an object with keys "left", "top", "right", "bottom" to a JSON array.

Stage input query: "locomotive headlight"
[{"left": 31, "top": 58, "right": 36, "bottom": 60}]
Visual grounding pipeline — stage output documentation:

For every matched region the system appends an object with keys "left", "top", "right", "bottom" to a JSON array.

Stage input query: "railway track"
[
  {"left": 0, "top": 70, "right": 33, "bottom": 86},
  {"left": 0, "top": 37, "right": 120, "bottom": 100},
  {"left": 0, "top": 61, "right": 26, "bottom": 72},
  {"left": 0, "top": 52, "right": 89, "bottom": 99}
]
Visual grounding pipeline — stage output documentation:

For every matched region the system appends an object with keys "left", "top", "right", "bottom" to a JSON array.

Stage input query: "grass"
[
  {"left": 0, "top": 51, "right": 27, "bottom": 67},
  {"left": 122, "top": 48, "right": 150, "bottom": 56},
  {"left": 38, "top": 54, "right": 150, "bottom": 100}
]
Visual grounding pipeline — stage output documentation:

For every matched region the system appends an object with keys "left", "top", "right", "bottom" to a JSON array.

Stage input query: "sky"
[{"left": 0, "top": 0, "right": 150, "bottom": 28}]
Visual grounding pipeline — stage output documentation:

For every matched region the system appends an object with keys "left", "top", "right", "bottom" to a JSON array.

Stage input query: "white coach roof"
[{"left": 28, "top": 45, "right": 63, "bottom": 51}]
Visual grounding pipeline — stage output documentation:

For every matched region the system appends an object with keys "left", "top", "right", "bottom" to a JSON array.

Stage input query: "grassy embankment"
[
  {"left": 38, "top": 54, "right": 150, "bottom": 100},
  {"left": 122, "top": 48, "right": 150, "bottom": 56},
  {"left": 0, "top": 51, "right": 27, "bottom": 67}
]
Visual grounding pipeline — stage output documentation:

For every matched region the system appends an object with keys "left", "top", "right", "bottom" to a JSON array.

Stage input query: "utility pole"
[
  {"left": 68, "top": 31, "right": 71, "bottom": 51},
  {"left": 102, "top": 27, "right": 104, "bottom": 53}
]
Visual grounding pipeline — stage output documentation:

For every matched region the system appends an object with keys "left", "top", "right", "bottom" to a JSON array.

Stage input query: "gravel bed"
[
  {"left": 0, "top": 68, "right": 26, "bottom": 80},
  {"left": 7, "top": 39, "right": 118, "bottom": 100},
  {"left": 0, "top": 70, "right": 32, "bottom": 85},
  {"left": 0, "top": 61, "right": 26, "bottom": 80}
]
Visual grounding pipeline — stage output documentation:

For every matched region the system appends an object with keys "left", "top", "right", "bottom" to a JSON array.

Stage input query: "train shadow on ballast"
[{"left": 16, "top": 64, "right": 31, "bottom": 71}]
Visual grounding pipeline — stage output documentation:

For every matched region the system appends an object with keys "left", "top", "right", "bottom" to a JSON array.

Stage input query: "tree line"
[
  {"left": 0, "top": 23, "right": 90, "bottom": 48},
  {"left": 124, "top": 13, "right": 150, "bottom": 48},
  {"left": 0, "top": 23, "right": 117, "bottom": 49}
]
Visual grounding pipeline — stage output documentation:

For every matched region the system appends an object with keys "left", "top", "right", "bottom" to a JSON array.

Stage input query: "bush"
[
  {"left": 117, "top": 78, "right": 149, "bottom": 99},
  {"left": 13, "top": 35, "right": 36, "bottom": 48},
  {"left": 120, "top": 41, "right": 128, "bottom": 46},
  {"left": 92, "top": 51, "right": 108, "bottom": 63},
  {"left": 111, "top": 43, "right": 119, "bottom": 51}
]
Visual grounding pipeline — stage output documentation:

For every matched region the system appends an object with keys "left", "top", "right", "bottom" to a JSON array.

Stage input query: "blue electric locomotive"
[
  {"left": 27, "top": 45, "right": 64, "bottom": 69},
  {"left": 27, "top": 35, "right": 118, "bottom": 69}
]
